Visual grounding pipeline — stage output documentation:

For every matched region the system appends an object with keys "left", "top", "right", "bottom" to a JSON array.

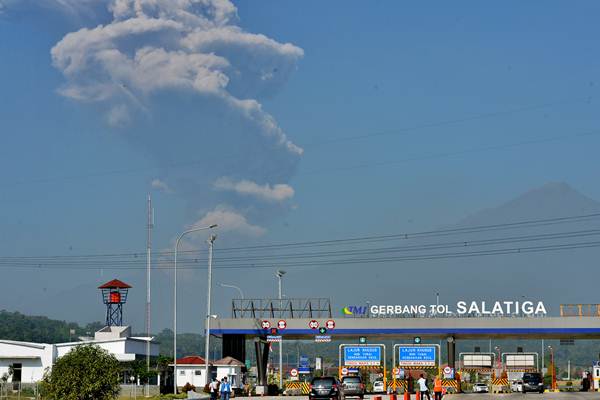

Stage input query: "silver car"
[
  {"left": 473, "top": 383, "right": 488, "bottom": 393},
  {"left": 511, "top": 380, "right": 523, "bottom": 392}
]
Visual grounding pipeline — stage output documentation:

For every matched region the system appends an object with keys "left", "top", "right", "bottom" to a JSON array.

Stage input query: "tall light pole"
[
  {"left": 145, "top": 195, "right": 153, "bottom": 398},
  {"left": 276, "top": 270, "right": 286, "bottom": 391},
  {"left": 548, "top": 345, "right": 556, "bottom": 391},
  {"left": 173, "top": 224, "right": 217, "bottom": 394},
  {"left": 204, "top": 235, "right": 217, "bottom": 386},
  {"left": 218, "top": 283, "right": 244, "bottom": 299},
  {"left": 494, "top": 346, "right": 501, "bottom": 370}
]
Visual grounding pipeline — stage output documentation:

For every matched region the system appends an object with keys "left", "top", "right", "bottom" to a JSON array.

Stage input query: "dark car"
[
  {"left": 521, "top": 372, "right": 544, "bottom": 393},
  {"left": 340, "top": 375, "right": 365, "bottom": 399},
  {"left": 310, "top": 377, "right": 342, "bottom": 400}
]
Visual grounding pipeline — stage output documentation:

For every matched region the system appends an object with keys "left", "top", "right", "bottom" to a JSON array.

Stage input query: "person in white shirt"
[
  {"left": 417, "top": 374, "right": 431, "bottom": 400},
  {"left": 209, "top": 378, "right": 219, "bottom": 400}
]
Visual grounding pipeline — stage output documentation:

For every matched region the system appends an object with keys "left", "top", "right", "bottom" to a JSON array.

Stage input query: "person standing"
[
  {"left": 209, "top": 378, "right": 219, "bottom": 400},
  {"left": 220, "top": 377, "right": 232, "bottom": 400},
  {"left": 417, "top": 374, "right": 431, "bottom": 400},
  {"left": 433, "top": 375, "right": 443, "bottom": 400}
]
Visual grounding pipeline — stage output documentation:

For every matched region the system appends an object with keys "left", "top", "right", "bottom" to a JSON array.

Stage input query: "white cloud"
[
  {"left": 151, "top": 178, "right": 172, "bottom": 193},
  {"left": 193, "top": 206, "right": 266, "bottom": 237},
  {"left": 214, "top": 177, "right": 294, "bottom": 202},
  {"left": 50, "top": 0, "right": 303, "bottom": 155},
  {"left": 12, "top": 0, "right": 304, "bottom": 244}
]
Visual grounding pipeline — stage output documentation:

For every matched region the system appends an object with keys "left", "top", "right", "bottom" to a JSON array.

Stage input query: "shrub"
[{"left": 42, "top": 344, "right": 121, "bottom": 400}]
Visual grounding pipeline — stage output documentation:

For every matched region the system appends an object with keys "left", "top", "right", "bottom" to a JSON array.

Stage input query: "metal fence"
[
  {"left": 560, "top": 304, "right": 600, "bottom": 317},
  {"left": 0, "top": 382, "right": 41, "bottom": 400},
  {"left": 119, "top": 384, "right": 160, "bottom": 398},
  {"left": 0, "top": 382, "right": 160, "bottom": 399}
]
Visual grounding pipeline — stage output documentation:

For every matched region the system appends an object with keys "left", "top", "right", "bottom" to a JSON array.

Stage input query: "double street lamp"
[{"left": 173, "top": 224, "right": 217, "bottom": 394}]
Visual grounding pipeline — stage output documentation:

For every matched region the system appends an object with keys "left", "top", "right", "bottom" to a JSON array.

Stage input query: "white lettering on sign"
[{"left": 367, "top": 301, "right": 547, "bottom": 316}]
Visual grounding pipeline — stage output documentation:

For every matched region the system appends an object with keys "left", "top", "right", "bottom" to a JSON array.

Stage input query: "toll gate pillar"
[
  {"left": 447, "top": 337, "right": 456, "bottom": 369},
  {"left": 222, "top": 334, "right": 246, "bottom": 363},
  {"left": 254, "top": 339, "right": 270, "bottom": 387}
]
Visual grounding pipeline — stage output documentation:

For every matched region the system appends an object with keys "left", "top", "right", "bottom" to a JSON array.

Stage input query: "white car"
[
  {"left": 511, "top": 380, "right": 523, "bottom": 392},
  {"left": 473, "top": 383, "right": 488, "bottom": 393},
  {"left": 372, "top": 380, "right": 385, "bottom": 393}
]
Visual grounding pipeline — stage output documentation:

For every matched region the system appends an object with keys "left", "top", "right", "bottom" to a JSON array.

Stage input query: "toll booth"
[
  {"left": 458, "top": 352, "right": 494, "bottom": 385},
  {"left": 391, "top": 344, "right": 448, "bottom": 393},
  {"left": 593, "top": 362, "right": 600, "bottom": 391}
]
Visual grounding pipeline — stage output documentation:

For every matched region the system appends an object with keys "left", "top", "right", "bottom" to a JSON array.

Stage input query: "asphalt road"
[{"left": 245, "top": 394, "right": 599, "bottom": 400}]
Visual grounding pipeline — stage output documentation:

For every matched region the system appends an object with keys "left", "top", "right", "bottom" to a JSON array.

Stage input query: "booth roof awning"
[{"left": 0, "top": 356, "right": 41, "bottom": 359}]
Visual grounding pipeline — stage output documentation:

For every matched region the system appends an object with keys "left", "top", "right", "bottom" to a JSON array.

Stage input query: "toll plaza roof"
[{"left": 211, "top": 317, "right": 600, "bottom": 339}]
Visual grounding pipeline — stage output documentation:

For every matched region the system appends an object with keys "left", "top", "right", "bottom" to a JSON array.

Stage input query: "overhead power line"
[
  {"left": 0, "top": 211, "right": 599, "bottom": 265},
  {"left": 0, "top": 239, "right": 598, "bottom": 270}
]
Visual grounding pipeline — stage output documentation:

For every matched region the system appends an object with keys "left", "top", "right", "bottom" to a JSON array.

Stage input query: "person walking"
[
  {"left": 220, "top": 377, "right": 232, "bottom": 400},
  {"left": 433, "top": 375, "right": 443, "bottom": 400},
  {"left": 209, "top": 377, "right": 219, "bottom": 400},
  {"left": 417, "top": 374, "right": 431, "bottom": 400}
]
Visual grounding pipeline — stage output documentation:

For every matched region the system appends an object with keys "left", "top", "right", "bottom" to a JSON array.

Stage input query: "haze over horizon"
[{"left": 2, "top": 0, "right": 600, "bottom": 334}]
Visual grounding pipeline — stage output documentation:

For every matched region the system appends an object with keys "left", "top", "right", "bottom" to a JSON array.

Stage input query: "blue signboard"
[
  {"left": 398, "top": 346, "right": 436, "bottom": 367},
  {"left": 343, "top": 346, "right": 382, "bottom": 366},
  {"left": 300, "top": 355, "right": 309, "bottom": 368}
]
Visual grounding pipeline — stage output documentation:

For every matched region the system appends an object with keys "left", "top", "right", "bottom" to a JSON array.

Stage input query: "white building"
[
  {"left": 56, "top": 326, "right": 157, "bottom": 362},
  {"left": 0, "top": 340, "right": 54, "bottom": 383},
  {"left": 0, "top": 326, "right": 158, "bottom": 384},
  {"left": 171, "top": 356, "right": 244, "bottom": 390}
]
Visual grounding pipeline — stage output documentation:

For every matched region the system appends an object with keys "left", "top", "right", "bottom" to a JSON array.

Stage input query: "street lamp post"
[
  {"left": 173, "top": 224, "right": 217, "bottom": 394},
  {"left": 276, "top": 270, "right": 286, "bottom": 391},
  {"left": 204, "top": 235, "right": 217, "bottom": 386},
  {"left": 494, "top": 346, "right": 501, "bottom": 370},
  {"left": 548, "top": 345, "right": 556, "bottom": 391},
  {"left": 218, "top": 283, "right": 244, "bottom": 299}
]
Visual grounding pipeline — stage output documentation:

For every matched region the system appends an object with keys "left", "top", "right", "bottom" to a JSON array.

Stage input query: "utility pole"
[
  {"left": 145, "top": 195, "right": 153, "bottom": 397},
  {"left": 204, "top": 235, "right": 217, "bottom": 385}
]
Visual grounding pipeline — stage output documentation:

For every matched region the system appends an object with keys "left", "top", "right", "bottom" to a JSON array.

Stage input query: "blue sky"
[{"left": 1, "top": 0, "right": 600, "bottom": 332}]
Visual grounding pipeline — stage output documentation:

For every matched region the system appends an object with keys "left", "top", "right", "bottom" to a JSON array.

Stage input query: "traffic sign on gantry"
[
  {"left": 396, "top": 345, "right": 437, "bottom": 367},
  {"left": 343, "top": 346, "right": 382, "bottom": 366}
]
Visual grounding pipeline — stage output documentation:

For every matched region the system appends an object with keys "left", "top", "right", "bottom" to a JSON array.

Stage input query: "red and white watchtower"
[{"left": 98, "top": 279, "right": 131, "bottom": 327}]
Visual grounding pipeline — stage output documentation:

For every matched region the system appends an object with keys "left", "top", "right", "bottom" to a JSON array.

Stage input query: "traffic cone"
[
  {"left": 415, "top": 392, "right": 420, "bottom": 400},
  {"left": 390, "top": 394, "right": 397, "bottom": 400},
  {"left": 403, "top": 390, "right": 410, "bottom": 400}
]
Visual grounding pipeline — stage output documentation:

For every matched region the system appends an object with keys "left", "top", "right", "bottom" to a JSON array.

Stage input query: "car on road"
[
  {"left": 310, "top": 377, "right": 342, "bottom": 400},
  {"left": 521, "top": 372, "right": 544, "bottom": 393},
  {"left": 340, "top": 375, "right": 365, "bottom": 399},
  {"left": 472, "top": 383, "right": 489, "bottom": 393},
  {"left": 372, "top": 379, "right": 385, "bottom": 393},
  {"left": 511, "top": 379, "right": 523, "bottom": 392}
]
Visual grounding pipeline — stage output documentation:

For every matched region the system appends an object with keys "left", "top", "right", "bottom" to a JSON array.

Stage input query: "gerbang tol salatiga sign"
[{"left": 367, "top": 300, "right": 547, "bottom": 316}]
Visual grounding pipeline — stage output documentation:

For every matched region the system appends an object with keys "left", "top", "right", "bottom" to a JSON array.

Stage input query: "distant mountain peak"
[{"left": 459, "top": 182, "right": 600, "bottom": 226}]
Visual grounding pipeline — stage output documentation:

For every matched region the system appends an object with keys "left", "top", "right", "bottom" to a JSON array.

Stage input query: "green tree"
[{"left": 42, "top": 345, "right": 121, "bottom": 400}]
